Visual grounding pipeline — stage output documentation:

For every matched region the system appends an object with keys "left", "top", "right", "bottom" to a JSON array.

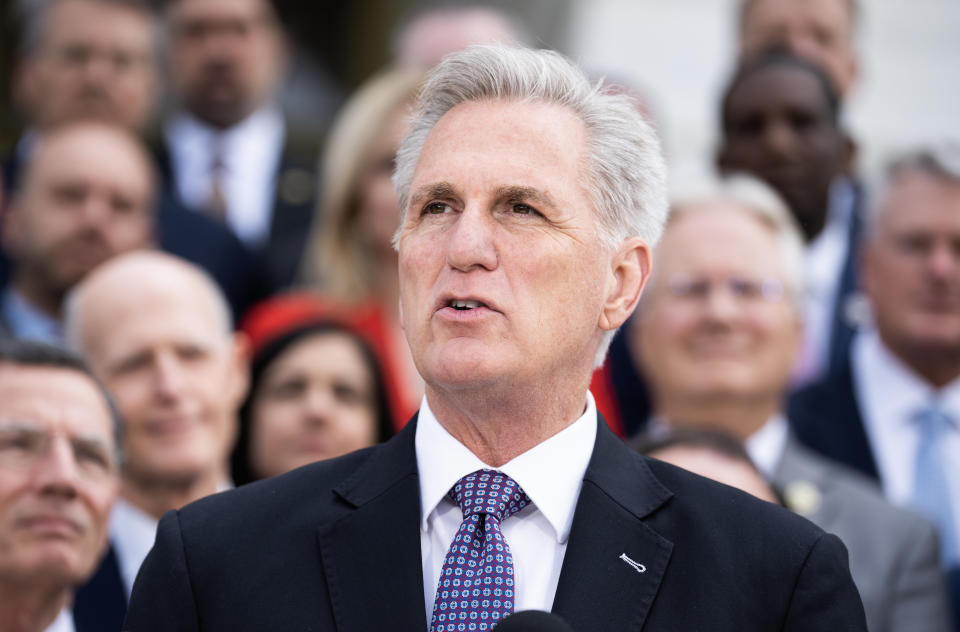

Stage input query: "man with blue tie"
[
  {"left": 124, "top": 45, "right": 866, "bottom": 631},
  {"left": 791, "top": 145, "right": 960, "bottom": 628}
]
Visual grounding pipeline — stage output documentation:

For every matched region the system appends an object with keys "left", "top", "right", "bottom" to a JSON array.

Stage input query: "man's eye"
[
  {"left": 512, "top": 203, "right": 535, "bottom": 215},
  {"left": 423, "top": 202, "right": 451, "bottom": 215}
]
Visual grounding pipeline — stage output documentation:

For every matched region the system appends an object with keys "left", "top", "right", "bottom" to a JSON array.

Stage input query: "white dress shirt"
[
  {"left": 109, "top": 498, "right": 159, "bottom": 599},
  {"left": 44, "top": 608, "right": 74, "bottom": 632},
  {"left": 164, "top": 107, "right": 285, "bottom": 246},
  {"left": 851, "top": 330, "right": 960, "bottom": 516},
  {"left": 795, "top": 177, "right": 857, "bottom": 384},
  {"left": 744, "top": 414, "right": 790, "bottom": 479},
  {"left": 416, "top": 392, "right": 598, "bottom": 624}
]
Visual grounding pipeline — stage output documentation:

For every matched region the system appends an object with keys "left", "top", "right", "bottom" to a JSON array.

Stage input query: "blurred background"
[{"left": 2, "top": 0, "right": 958, "bottom": 183}]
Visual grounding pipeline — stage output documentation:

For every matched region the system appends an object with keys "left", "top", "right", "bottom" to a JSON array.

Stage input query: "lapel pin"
[{"left": 619, "top": 553, "right": 646, "bottom": 574}]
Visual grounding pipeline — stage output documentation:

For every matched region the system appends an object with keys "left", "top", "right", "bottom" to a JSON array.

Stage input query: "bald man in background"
[{"left": 64, "top": 251, "right": 248, "bottom": 629}]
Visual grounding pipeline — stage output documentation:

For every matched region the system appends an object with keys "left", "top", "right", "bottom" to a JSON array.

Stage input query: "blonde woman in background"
[{"left": 298, "top": 66, "right": 425, "bottom": 426}]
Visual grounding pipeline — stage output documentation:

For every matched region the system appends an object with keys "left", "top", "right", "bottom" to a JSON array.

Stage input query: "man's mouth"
[{"left": 449, "top": 299, "right": 487, "bottom": 311}]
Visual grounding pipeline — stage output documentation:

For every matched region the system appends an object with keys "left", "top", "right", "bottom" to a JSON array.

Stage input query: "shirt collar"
[
  {"left": 164, "top": 106, "right": 284, "bottom": 172},
  {"left": 415, "top": 392, "right": 597, "bottom": 543},
  {"left": 858, "top": 329, "right": 960, "bottom": 427},
  {"left": 1, "top": 287, "right": 62, "bottom": 343},
  {"left": 744, "top": 414, "right": 790, "bottom": 479}
]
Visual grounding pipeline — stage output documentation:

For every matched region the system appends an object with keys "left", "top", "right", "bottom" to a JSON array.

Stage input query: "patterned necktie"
[
  {"left": 431, "top": 469, "right": 531, "bottom": 632},
  {"left": 910, "top": 404, "right": 958, "bottom": 566}
]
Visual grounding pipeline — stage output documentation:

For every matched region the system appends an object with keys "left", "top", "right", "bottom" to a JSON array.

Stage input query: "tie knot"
[
  {"left": 450, "top": 469, "right": 530, "bottom": 522},
  {"left": 914, "top": 406, "right": 955, "bottom": 437}
]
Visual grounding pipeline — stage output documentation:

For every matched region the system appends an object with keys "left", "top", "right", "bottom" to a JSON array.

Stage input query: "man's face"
[
  {"left": 80, "top": 274, "right": 246, "bottom": 487},
  {"left": 397, "top": 100, "right": 613, "bottom": 393},
  {"left": 3, "top": 127, "right": 154, "bottom": 301},
  {"left": 864, "top": 171, "right": 960, "bottom": 360},
  {"left": 740, "top": 0, "right": 857, "bottom": 95},
  {"left": 15, "top": 0, "right": 157, "bottom": 131},
  {"left": 636, "top": 206, "right": 801, "bottom": 408},
  {"left": 0, "top": 365, "right": 117, "bottom": 588},
  {"left": 166, "top": 0, "right": 286, "bottom": 128},
  {"left": 718, "top": 64, "right": 847, "bottom": 239}
]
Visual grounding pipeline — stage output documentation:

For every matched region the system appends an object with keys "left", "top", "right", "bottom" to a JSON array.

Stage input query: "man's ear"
[
  {"left": 841, "top": 133, "right": 858, "bottom": 176},
  {"left": 228, "top": 331, "right": 252, "bottom": 409},
  {"left": 2, "top": 198, "right": 24, "bottom": 255},
  {"left": 716, "top": 143, "right": 733, "bottom": 176},
  {"left": 598, "top": 237, "right": 652, "bottom": 331}
]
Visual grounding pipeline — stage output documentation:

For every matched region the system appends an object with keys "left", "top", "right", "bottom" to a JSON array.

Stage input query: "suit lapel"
[
  {"left": 553, "top": 419, "right": 674, "bottom": 631},
  {"left": 317, "top": 417, "right": 428, "bottom": 632}
]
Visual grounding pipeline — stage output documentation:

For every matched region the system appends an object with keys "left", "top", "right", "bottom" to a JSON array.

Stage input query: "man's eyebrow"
[
  {"left": 495, "top": 185, "right": 557, "bottom": 209},
  {"left": 409, "top": 182, "right": 457, "bottom": 207}
]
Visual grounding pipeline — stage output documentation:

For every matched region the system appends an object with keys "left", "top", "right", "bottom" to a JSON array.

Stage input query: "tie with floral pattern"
[{"left": 430, "top": 469, "right": 531, "bottom": 631}]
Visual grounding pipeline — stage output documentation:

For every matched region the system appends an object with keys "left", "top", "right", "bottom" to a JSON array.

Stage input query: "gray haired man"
[{"left": 124, "top": 45, "right": 866, "bottom": 631}]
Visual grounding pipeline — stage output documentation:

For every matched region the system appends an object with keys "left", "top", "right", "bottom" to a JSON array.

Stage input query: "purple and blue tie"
[{"left": 430, "top": 469, "right": 531, "bottom": 632}]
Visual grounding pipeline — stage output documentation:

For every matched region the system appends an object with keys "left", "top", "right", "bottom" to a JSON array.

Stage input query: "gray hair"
[
  {"left": 62, "top": 251, "right": 235, "bottom": 356},
  {"left": 663, "top": 173, "right": 807, "bottom": 309},
  {"left": 15, "top": 0, "right": 157, "bottom": 57},
  {"left": 393, "top": 44, "right": 669, "bottom": 251},
  {"left": 392, "top": 45, "right": 668, "bottom": 366},
  {"left": 867, "top": 142, "right": 960, "bottom": 236},
  {"left": 0, "top": 338, "right": 124, "bottom": 465}
]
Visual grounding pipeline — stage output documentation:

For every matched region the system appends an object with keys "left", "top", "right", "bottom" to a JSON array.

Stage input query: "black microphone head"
[{"left": 494, "top": 610, "right": 577, "bottom": 632}]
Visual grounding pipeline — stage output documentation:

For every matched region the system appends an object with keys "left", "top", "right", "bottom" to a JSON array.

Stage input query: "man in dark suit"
[
  {"left": 791, "top": 145, "right": 960, "bottom": 628},
  {"left": 125, "top": 45, "right": 866, "bottom": 631},
  {"left": 0, "top": 340, "right": 120, "bottom": 632},
  {"left": 160, "top": 0, "right": 318, "bottom": 290},
  {"left": 4, "top": 0, "right": 271, "bottom": 323}
]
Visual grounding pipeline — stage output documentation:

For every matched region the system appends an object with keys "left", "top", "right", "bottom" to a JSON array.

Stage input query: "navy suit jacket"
[
  {"left": 155, "top": 129, "right": 317, "bottom": 292},
  {"left": 124, "top": 414, "right": 865, "bottom": 631},
  {"left": 787, "top": 357, "right": 880, "bottom": 482}
]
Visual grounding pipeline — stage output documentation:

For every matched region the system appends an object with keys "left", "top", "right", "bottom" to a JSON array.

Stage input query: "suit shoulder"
[
  {"left": 644, "top": 456, "right": 826, "bottom": 543},
  {"left": 177, "top": 445, "right": 380, "bottom": 532}
]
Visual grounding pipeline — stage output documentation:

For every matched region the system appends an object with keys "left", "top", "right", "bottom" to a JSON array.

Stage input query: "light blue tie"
[{"left": 911, "top": 404, "right": 958, "bottom": 566}]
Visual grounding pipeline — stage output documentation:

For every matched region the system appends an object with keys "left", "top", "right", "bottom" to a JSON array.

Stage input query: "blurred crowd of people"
[{"left": 0, "top": 0, "right": 956, "bottom": 631}]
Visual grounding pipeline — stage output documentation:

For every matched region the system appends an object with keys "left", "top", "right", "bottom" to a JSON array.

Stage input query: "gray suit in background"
[{"left": 775, "top": 436, "right": 953, "bottom": 632}]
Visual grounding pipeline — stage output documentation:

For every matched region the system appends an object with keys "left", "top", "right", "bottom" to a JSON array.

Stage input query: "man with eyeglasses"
[
  {"left": 631, "top": 175, "right": 953, "bottom": 632},
  {"left": 0, "top": 339, "right": 119, "bottom": 632}
]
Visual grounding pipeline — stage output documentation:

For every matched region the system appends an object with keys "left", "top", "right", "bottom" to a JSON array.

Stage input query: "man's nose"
[
  {"left": 763, "top": 120, "right": 796, "bottom": 158},
  {"left": 445, "top": 207, "right": 498, "bottom": 272},
  {"left": 703, "top": 283, "right": 741, "bottom": 322},
  {"left": 153, "top": 353, "right": 187, "bottom": 400},
  {"left": 926, "top": 242, "right": 960, "bottom": 281},
  {"left": 34, "top": 437, "right": 80, "bottom": 499}
]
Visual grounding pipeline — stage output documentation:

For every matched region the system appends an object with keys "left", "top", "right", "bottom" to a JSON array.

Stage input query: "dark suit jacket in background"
[
  {"left": 155, "top": 130, "right": 318, "bottom": 293},
  {"left": 124, "top": 415, "right": 866, "bottom": 631}
]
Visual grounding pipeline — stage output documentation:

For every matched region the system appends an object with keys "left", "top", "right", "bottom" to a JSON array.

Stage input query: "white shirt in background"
[
  {"left": 796, "top": 178, "right": 858, "bottom": 384},
  {"left": 165, "top": 107, "right": 285, "bottom": 247},
  {"left": 852, "top": 329, "right": 960, "bottom": 515}
]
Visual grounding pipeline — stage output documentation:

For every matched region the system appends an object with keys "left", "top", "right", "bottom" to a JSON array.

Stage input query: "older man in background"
[
  {"left": 791, "top": 145, "right": 960, "bottom": 628},
  {"left": 633, "top": 175, "right": 953, "bottom": 631},
  {"left": 0, "top": 122, "right": 155, "bottom": 343},
  {"left": 0, "top": 339, "right": 120, "bottom": 632},
  {"left": 64, "top": 251, "right": 248, "bottom": 629},
  {"left": 5, "top": 0, "right": 270, "bottom": 322}
]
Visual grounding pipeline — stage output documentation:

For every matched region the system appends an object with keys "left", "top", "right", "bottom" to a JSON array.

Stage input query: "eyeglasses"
[
  {"left": 664, "top": 274, "right": 785, "bottom": 304},
  {"left": 0, "top": 422, "right": 116, "bottom": 482}
]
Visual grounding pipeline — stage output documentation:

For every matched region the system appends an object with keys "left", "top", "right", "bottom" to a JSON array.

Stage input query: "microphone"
[{"left": 494, "top": 610, "right": 577, "bottom": 632}]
